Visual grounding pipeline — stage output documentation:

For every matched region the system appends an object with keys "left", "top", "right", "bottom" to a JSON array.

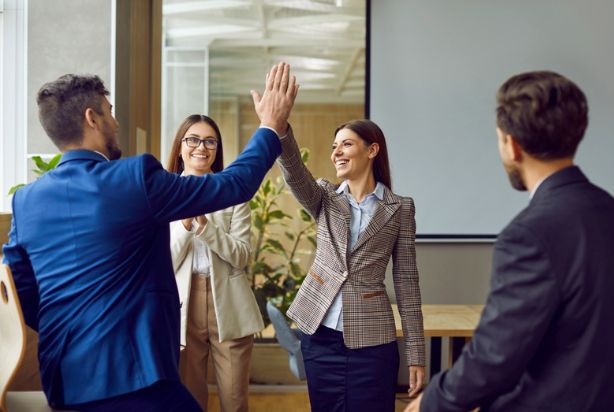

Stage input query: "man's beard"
[
  {"left": 506, "top": 165, "right": 527, "bottom": 191},
  {"left": 103, "top": 124, "right": 122, "bottom": 160},
  {"left": 106, "top": 140, "right": 122, "bottom": 160}
]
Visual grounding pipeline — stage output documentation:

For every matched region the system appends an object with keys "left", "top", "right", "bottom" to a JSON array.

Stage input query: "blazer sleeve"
[
  {"left": 276, "top": 126, "right": 325, "bottom": 219},
  {"left": 391, "top": 197, "right": 425, "bottom": 366},
  {"left": 421, "top": 223, "right": 560, "bottom": 412},
  {"left": 197, "top": 203, "right": 252, "bottom": 270},
  {"left": 2, "top": 204, "right": 39, "bottom": 331},
  {"left": 143, "top": 127, "right": 281, "bottom": 223},
  {"left": 169, "top": 220, "right": 194, "bottom": 273}
]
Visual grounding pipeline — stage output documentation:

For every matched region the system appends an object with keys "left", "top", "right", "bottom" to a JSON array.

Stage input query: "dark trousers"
[
  {"left": 66, "top": 380, "right": 202, "bottom": 412},
  {"left": 300, "top": 325, "right": 400, "bottom": 412}
]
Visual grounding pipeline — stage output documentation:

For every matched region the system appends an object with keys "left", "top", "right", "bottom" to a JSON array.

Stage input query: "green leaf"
[
  {"left": 251, "top": 260, "right": 273, "bottom": 275},
  {"left": 262, "top": 179, "right": 271, "bottom": 195},
  {"left": 265, "top": 239, "right": 286, "bottom": 254},
  {"left": 290, "top": 261, "right": 303, "bottom": 277},
  {"left": 269, "top": 210, "right": 291, "bottom": 220},
  {"left": 47, "top": 153, "right": 62, "bottom": 169},
  {"left": 307, "top": 235, "right": 317, "bottom": 248},
  {"left": 299, "top": 208, "right": 312, "bottom": 222},
  {"left": 32, "top": 156, "right": 49, "bottom": 172},
  {"left": 300, "top": 147, "right": 310, "bottom": 164},
  {"left": 254, "top": 214, "right": 264, "bottom": 231},
  {"left": 8, "top": 183, "right": 26, "bottom": 195}
]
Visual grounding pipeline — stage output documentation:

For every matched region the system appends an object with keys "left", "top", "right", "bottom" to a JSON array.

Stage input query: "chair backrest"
[
  {"left": 0, "top": 265, "right": 27, "bottom": 412},
  {"left": 266, "top": 301, "right": 300, "bottom": 354},
  {"left": 266, "top": 301, "right": 306, "bottom": 380}
]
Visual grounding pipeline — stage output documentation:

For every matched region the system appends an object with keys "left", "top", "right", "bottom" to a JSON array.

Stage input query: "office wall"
[
  {"left": 370, "top": 0, "right": 614, "bottom": 236},
  {"left": 398, "top": 242, "right": 492, "bottom": 305}
]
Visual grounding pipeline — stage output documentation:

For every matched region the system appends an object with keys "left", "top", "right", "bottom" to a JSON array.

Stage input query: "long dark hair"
[
  {"left": 334, "top": 119, "right": 392, "bottom": 189},
  {"left": 166, "top": 114, "right": 224, "bottom": 174}
]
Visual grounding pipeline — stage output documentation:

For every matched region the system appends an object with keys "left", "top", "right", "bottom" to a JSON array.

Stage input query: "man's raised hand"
[{"left": 250, "top": 62, "right": 299, "bottom": 136}]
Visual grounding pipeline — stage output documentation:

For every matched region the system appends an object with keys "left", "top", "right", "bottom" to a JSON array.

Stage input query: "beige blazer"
[
  {"left": 278, "top": 129, "right": 425, "bottom": 366},
  {"left": 170, "top": 203, "right": 264, "bottom": 345}
]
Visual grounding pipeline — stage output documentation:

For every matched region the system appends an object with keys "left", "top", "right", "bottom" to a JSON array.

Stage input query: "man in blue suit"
[
  {"left": 3, "top": 63, "right": 298, "bottom": 411},
  {"left": 406, "top": 72, "right": 614, "bottom": 411}
]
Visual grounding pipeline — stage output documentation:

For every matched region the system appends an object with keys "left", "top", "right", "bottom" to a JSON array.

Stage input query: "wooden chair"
[{"left": 0, "top": 265, "right": 69, "bottom": 412}]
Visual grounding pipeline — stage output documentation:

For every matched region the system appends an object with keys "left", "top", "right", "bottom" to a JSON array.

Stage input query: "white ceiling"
[{"left": 163, "top": 0, "right": 366, "bottom": 103}]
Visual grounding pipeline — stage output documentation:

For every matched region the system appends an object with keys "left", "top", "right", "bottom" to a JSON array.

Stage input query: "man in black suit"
[{"left": 407, "top": 71, "right": 614, "bottom": 412}]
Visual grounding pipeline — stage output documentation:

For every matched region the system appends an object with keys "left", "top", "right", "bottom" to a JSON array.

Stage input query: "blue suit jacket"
[
  {"left": 422, "top": 167, "right": 614, "bottom": 412},
  {"left": 2, "top": 128, "right": 280, "bottom": 407}
]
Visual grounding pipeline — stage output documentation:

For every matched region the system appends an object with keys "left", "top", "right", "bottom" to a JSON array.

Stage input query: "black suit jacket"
[{"left": 422, "top": 166, "right": 614, "bottom": 412}]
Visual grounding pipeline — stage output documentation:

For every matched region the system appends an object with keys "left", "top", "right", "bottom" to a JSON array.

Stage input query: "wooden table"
[{"left": 393, "top": 304, "right": 484, "bottom": 376}]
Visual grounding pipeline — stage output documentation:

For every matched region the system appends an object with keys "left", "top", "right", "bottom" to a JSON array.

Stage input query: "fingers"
[
  {"left": 279, "top": 63, "right": 290, "bottom": 91},
  {"left": 250, "top": 89, "right": 262, "bottom": 107},
  {"left": 416, "top": 369, "right": 425, "bottom": 392},
  {"left": 266, "top": 65, "right": 277, "bottom": 91},
  {"left": 287, "top": 75, "right": 297, "bottom": 99},
  {"left": 408, "top": 367, "right": 425, "bottom": 398},
  {"left": 408, "top": 369, "right": 418, "bottom": 397},
  {"left": 272, "top": 62, "right": 284, "bottom": 91}
]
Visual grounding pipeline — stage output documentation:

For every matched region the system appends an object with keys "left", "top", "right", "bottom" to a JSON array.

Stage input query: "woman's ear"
[{"left": 368, "top": 142, "right": 380, "bottom": 159}]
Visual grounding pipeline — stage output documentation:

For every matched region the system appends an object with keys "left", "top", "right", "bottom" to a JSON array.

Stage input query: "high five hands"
[{"left": 251, "top": 62, "right": 299, "bottom": 136}]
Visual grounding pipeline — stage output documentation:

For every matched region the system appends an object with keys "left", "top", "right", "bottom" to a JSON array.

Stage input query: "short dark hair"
[
  {"left": 37, "top": 74, "right": 110, "bottom": 149},
  {"left": 166, "top": 114, "right": 224, "bottom": 174},
  {"left": 335, "top": 119, "right": 392, "bottom": 189},
  {"left": 496, "top": 71, "right": 588, "bottom": 160}
]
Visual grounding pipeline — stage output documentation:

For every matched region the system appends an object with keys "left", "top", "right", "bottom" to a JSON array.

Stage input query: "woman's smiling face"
[
  {"left": 181, "top": 121, "right": 218, "bottom": 175},
  {"left": 330, "top": 128, "right": 373, "bottom": 180}
]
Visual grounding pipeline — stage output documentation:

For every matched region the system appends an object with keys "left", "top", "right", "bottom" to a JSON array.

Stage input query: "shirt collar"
[
  {"left": 58, "top": 149, "right": 110, "bottom": 166},
  {"left": 94, "top": 150, "right": 110, "bottom": 161},
  {"left": 336, "top": 180, "right": 385, "bottom": 200}
]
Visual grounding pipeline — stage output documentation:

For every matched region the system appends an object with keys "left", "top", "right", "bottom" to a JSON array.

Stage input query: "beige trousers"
[{"left": 180, "top": 275, "right": 254, "bottom": 412}]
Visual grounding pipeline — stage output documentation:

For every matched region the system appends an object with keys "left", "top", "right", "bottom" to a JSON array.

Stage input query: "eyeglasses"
[{"left": 182, "top": 137, "right": 218, "bottom": 149}]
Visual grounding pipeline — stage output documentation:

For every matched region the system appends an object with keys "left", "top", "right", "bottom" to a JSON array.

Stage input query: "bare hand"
[
  {"left": 404, "top": 393, "right": 423, "bottom": 412},
  {"left": 408, "top": 366, "right": 425, "bottom": 397},
  {"left": 195, "top": 215, "right": 207, "bottom": 227},
  {"left": 182, "top": 218, "right": 193, "bottom": 231},
  {"left": 250, "top": 62, "right": 299, "bottom": 136}
]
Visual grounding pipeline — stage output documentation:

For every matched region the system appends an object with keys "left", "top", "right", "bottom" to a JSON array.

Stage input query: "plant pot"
[
  {"left": 249, "top": 341, "right": 304, "bottom": 385},
  {"left": 203, "top": 340, "right": 304, "bottom": 386}
]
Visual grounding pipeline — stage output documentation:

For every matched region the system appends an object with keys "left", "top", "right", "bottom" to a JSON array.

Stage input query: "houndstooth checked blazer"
[{"left": 278, "top": 128, "right": 425, "bottom": 366}]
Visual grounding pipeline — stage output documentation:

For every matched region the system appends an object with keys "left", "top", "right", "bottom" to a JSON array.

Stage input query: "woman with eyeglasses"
[{"left": 166, "top": 114, "right": 264, "bottom": 412}]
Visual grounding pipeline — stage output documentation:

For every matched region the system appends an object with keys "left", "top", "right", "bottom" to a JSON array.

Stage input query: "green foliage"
[
  {"left": 8, "top": 154, "right": 62, "bottom": 195},
  {"left": 248, "top": 148, "right": 316, "bottom": 327}
]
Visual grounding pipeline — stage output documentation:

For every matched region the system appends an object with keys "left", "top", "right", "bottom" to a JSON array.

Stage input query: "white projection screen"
[{"left": 369, "top": 0, "right": 614, "bottom": 238}]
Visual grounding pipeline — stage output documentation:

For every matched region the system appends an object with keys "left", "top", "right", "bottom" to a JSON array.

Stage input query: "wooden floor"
[{"left": 206, "top": 389, "right": 414, "bottom": 411}]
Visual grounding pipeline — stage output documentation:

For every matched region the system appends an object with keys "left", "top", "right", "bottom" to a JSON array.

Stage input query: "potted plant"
[
  {"left": 248, "top": 148, "right": 316, "bottom": 328},
  {"left": 2, "top": 155, "right": 62, "bottom": 246}
]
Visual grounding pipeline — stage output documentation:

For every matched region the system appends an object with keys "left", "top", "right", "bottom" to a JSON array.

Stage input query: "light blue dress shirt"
[{"left": 321, "top": 180, "right": 385, "bottom": 331}]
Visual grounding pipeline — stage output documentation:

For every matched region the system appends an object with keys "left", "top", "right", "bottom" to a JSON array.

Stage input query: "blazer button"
[{"left": 342, "top": 271, "right": 348, "bottom": 279}]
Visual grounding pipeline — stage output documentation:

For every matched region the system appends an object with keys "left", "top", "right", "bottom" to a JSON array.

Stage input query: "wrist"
[
  {"left": 194, "top": 221, "right": 207, "bottom": 236},
  {"left": 260, "top": 121, "right": 288, "bottom": 137}
]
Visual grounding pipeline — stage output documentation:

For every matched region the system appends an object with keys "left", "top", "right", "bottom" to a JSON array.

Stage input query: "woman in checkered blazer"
[{"left": 276, "top": 119, "right": 426, "bottom": 412}]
